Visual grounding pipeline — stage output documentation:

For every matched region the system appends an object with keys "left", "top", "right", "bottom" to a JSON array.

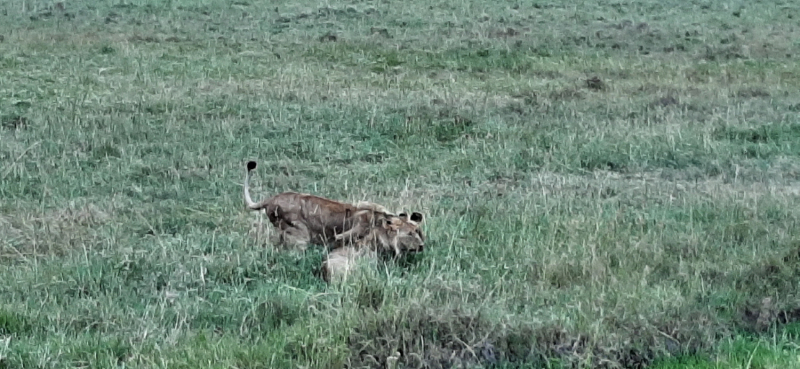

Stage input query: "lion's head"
[{"left": 370, "top": 212, "right": 425, "bottom": 256}]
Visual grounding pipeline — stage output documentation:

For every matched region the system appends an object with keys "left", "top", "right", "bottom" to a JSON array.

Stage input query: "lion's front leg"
[{"left": 334, "top": 224, "right": 365, "bottom": 245}]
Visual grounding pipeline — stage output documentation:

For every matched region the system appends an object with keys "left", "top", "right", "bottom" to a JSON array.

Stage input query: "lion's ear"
[
  {"left": 398, "top": 213, "right": 408, "bottom": 221},
  {"left": 410, "top": 212, "right": 424, "bottom": 223}
]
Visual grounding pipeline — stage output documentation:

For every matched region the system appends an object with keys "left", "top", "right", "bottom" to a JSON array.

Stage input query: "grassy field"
[{"left": 2, "top": 0, "right": 800, "bottom": 367}]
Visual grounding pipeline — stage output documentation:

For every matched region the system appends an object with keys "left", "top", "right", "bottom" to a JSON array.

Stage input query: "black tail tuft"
[{"left": 246, "top": 161, "right": 257, "bottom": 171}]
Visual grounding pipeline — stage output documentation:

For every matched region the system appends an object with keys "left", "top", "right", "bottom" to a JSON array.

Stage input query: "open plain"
[{"left": 2, "top": 0, "right": 800, "bottom": 368}]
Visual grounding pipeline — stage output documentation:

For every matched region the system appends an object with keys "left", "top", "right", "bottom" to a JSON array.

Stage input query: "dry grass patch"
[{"left": 0, "top": 203, "right": 111, "bottom": 261}]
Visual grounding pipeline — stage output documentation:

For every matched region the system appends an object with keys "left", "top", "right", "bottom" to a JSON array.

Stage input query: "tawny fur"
[
  {"left": 323, "top": 213, "right": 426, "bottom": 284},
  {"left": 340, "top": 212, "right": 425, "bottom": 256},
  {"left": 321, "top": 246, "right": 375, "bottom": 284},
  {"left": 354, "top": 201, "right": 392, "bottom": 214},
  {"left": 244, "top": 161, "right": 392, "bottom": 249}
]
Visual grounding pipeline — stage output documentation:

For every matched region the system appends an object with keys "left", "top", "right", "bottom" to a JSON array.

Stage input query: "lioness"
[
  {"left": 244, "top": 160, "right": 410, "bottom": 249},
  {"left": 323, "top": 213, "right": 426, "bottom": 283}
]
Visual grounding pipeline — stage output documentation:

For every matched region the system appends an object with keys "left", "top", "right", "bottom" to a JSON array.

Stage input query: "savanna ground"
[{"left": 1, "top": 0, "right": 800, "bottom": 368}]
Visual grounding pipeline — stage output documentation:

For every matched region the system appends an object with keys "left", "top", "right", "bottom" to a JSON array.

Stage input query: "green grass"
[
  {"left": 1, "top": 0, "right": 800, "bottom": 367},
  {"left": 652, "top": 323, "right": 800, "bottom": 369}
]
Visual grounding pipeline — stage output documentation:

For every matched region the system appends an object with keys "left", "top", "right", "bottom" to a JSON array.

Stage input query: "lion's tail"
[{"left": 244, "top": 160, "right": 265, "bottom": 210}]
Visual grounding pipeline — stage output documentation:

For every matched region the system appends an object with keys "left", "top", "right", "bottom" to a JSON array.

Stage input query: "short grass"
[{"left": 1, "top": 0, "right": 800, "bottom": 368}]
